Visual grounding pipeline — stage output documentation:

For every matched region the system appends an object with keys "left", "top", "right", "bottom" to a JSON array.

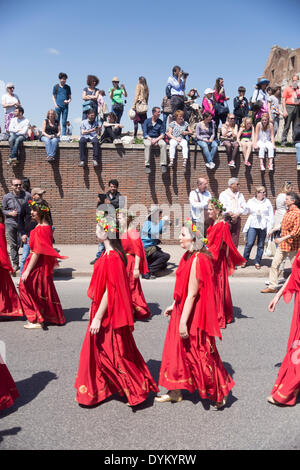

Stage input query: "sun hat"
[
  {"left": 204, "top": 88, "right": 214, "bottom": 95},
  {"left": 256, "top": 78, "right": 270, "bottom": 86},
  {"left": 112, "top": 76, "right": 119, "bottom": 82}
]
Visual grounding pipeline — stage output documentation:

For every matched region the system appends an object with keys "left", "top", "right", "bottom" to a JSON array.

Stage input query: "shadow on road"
[
  {"left": 1, "top": 371, "right": 57, "bottom": 418},
  {"left": 233, "top": 306, "right": 254, "bottom": 321},
  {"left": 148, "top": 303, "right": 162, "bottom": 317},
  {"left": 64, "top": 308, "right": 89, "bottom": 323},
  {"left": 0, "top": 426, "right": 22, "bottom": 444}
]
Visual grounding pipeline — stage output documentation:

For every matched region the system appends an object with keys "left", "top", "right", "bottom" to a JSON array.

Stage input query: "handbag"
[
  {"left": 215, "top": 101, "right": 229, "bottom": 117},
  {"left": 250, "top": 90, "right": 263, "bottom": 112},
  {"left": 136, "top": 101, "right": 148, "bottom": 114},
  {"left": 83, "top": 100, "right": 92, "bottom": 112}
]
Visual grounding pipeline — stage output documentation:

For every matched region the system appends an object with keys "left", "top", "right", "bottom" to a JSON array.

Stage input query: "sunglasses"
[{"left": 13, "top": 184, "right": 22, "bottom": 187}]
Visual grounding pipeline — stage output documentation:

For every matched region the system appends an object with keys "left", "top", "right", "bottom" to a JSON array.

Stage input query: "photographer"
[{"left": 167, "top": 66, "right": 188, "bottom": 119}]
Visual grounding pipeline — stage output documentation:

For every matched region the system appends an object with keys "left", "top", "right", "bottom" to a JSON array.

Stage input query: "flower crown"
[
  {"left": 184, "top": 218, "right": 208, "bottom": 245},
  {"left": 209, "top": 198, "right": 225, "bottom": 212},
  {"left": 28, "top": 200, "right": 50, "bottom": 212},
  {"left": 96, "top": 211, "right": 118, "bottom": 233}
]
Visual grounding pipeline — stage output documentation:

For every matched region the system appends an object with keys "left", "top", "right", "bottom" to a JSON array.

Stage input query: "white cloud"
[{"left": 46, "top": 48, "right": 60, "bottom": 55}]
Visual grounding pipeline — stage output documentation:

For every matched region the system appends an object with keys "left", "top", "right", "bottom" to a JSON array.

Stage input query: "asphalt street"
[{"left": 0, "top": 277, "right": 300, "bottom": 450}]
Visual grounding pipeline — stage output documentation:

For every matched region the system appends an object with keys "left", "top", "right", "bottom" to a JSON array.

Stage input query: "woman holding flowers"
[
  {"left": 75, "top": 212, "right": 158, "bottom": 407},
  {"left": 206, "top": 199, "right": 246, "bottom": 329},
  {"left": 155, "top": 220, "right": 235, "bottom": 409},
  {"left": 19, "top": 200, "right": 67, "bottom": 329},
  {"left": 117, "top": 209, "right": 150, "bottom": 320}
]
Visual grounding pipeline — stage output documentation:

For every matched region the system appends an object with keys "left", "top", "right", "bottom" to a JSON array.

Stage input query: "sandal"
[
  {"left": 24, "top": 321, "right": 43, "bottom": 329},
  {"left": 213, "top": 395, "right": 228, "bottom": 409}
]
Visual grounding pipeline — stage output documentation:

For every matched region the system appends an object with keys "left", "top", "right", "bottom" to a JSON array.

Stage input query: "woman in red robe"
[
  {"left": 267, "top": 252, "right": 300, "bottom": 406},
  {"left": 118, "top": 210, "right": 150, "bottom": 320},
  {"left": 0, "top": 208, "right": 23, "bottom": 319},
  {"left": 0, "top": 354, "right": 19, "bottom": 411},
  {"left": 156, "top": 220, "right": 235, "bottom": 408},
  {"left": 19, "top": 200, "right": 67, "bottom": 329},
  {"left": 206, "top": 198, "right": 246, "bottom": 329},
  {"left": 75, "top": 213, "right": 158, "bottom": 407}
]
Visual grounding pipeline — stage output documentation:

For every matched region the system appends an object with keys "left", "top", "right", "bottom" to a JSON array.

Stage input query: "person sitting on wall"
[
  {"left": 143, "top": 107, "right": 167, "bottom": 174},
  {"left": 100, "top": 112, "right": 123, "bottom": 144},
  {"left": 140, "top": 206, "right": 171, "bottom": 279},
  {"left": 79, "top": 109, "right": 101, "bottom": 168},
  {"left": 7, "top": 106, "right": 30, "bottom": 166}
]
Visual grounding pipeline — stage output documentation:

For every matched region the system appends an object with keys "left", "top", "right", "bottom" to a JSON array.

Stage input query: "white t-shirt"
[{"left": 1, "top": 93, "right": 20, "bottom": 114}]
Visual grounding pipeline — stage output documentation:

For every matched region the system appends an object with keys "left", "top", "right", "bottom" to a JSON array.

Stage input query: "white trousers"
[
  {"left": 257, "top": 140, "right": 274, "bottom": 159},
  {"left": 169, "top": 138, "right": 188, "bottom": 160}
]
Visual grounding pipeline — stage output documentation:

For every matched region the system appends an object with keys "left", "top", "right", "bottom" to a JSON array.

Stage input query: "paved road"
[{"left": 0, "top": 277, "right": 300, "bottom": 450}]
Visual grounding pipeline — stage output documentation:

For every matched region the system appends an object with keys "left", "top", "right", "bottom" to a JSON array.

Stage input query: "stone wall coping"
[{"left": 0, "top": 141, "right": 296, "bottom": 153}]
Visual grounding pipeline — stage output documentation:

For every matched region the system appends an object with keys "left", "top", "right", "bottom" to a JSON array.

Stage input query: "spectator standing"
[
  {"left": 185, "top": 88, "right": 202, "bottom": 128},
  {"left": 166, "top": 110, "right": 192, "bottom": 168},
  {"left": 189, "top": 177, "right": 212, "bottom": 234},
  {"left": 79, "top": 109, "right": 101, "bottom": 167},
  {"left": 250, "top": 78, "right": 269, "bottom": 124},
  {"left": 242, "top": 186, "right": 274, "bottom": 269},
  {"left": 233, "top": 86, "right": 249, "bottom": 128},
  {"left": 143, "top": 107, "right": 167, "bottom": 174},
  {"left": 253, "top": 113, "right": 275, "bottom": 171},
  {"left": 82, "top": 75, "right": 100, "bottom": 120},
  {"left": 219, "top": 177, "right": 248, "bottom": 247},
  {"left": 109, "top": 77, "right": 127, "bottom": 123},
  {"left": 7, "top": 106, "right": 30, "bottom": 166},
  {"left": 100, "top": 112, "right": 123, "bottom": 144},
  {"left": 2, "top": 179, "right": 31, "bottom": 273},
  {"left": 1, "top": 83, "right": 20, "bottom": 134},
  {"left": 161, "top": 93, "right": 172, "bottom": 134},
  {"left": 261, "top": 192, "right": 300, "bottom": 293},
  {"left": 97, "top": 90, "right": 108, "bottom": 122},
  {"left": 140, "top": 207, "right": 171, "bottom": 279},
  {"left": 52, "top": 72, "right": 71, "bottom": 136},
  {"left": 267, "top": 182, "right": 294, "bottom": 255},
  {"left": 196, "top": 111, "right": 218, "bottom": 169},
  {"left": 132, "top": 77, "right": 149, "bottom": 138},
  {"left": 281, "top": 74, "right": 300, "bottom": 146},
  {"left": 213, "top": 77, "right": 230, "bottom": 131},
  {"left": 220, "top": 114, "right": 239, "bottom": 168},
  {"left": 268, "top": 86, "right": 281, "bottom": 137},
  {"left": 167, "top": 66, "right": 188, "bottom": 118},
  {"left": 237, "top": 117, "right": 254, "bottom": 167},
  {"left": 40, "top": 110, "right": 61, "bottom": 163},
  {"left": 202, "top": 88, "right": 215, "bottom": 118},
  {"left": 293, "top": 120, "right": 300, "bottom": 170}
]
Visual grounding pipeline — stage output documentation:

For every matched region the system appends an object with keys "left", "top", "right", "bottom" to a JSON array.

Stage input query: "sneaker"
[
  {"left": 47, "top": 156, "right": 55, "bottom": 162},
  {"left": 161, "top": 165, "right": 167, "bottom": 174},
  {"left": 113, "top": 139, "right": 122, "bottom": 144},
  {"left": 268, "top": 162, "right": 274, "bottom": 171},
  {"left": 297, "top": 164, "right": 300, "bottom": 171},
  {"left": 260, "top": 163, "right": 265, "bottom": 171},
  {"left": 93, "top": 160, "right": 98, "bottom": 167},
  {"left": 78, "top": 161, "right": 85, "bottom": 167},
  {"left": 145, "top": 165, "right": 151, "bottom": 174},
  {"left": 209, "top": 162, "right": 215, "bottom": 169},
  {"left": 205, "top": 163, "right": 211, "bottom": 168},
  {"left": 228, "top": 160, "right": 235, "bottom": 168}
]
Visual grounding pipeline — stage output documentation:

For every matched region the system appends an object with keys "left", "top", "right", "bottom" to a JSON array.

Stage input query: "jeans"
[
  {"left": 20, "top": 238, "right": 30, "bottom": 275},
  {"left": 296, "top": 143, "right": 300, "bottom": 164},
  {"left": 9, "top": 133, "right": 26, "bottom": 159},
  {"left": 79, "top": 136, "right": 100, "bottom": 162},
  {"left": 162, "top": 113, "right": 170, "bottom": 133},
  {"left": 243, "top": 227, "right": 267, "bottom": 265},
  {"left": 96, "top": 243, "right": 105, "bottom": 259},
  {"left": 111, "top": 104, "right": 124, "bottom": 123},
  {"left": 5, "top": 224, "right": 20, "bottom": 267},
  {"left": 41, "top": 136, "right": 60, "bottom": 157},
  {"left": 197, "top": 140, "right": 218, "bottom": 163},
  {"left": 55, "top": 105, "right": 69, "bottom": 135}
]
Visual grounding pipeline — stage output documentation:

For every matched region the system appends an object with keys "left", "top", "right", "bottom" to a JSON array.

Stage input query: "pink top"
[
  {"left": 214, "top": 89, "right": 229, "bottom": 104},
  {"left": 202, "top": 97, "right": 215, "bottom": 116}
]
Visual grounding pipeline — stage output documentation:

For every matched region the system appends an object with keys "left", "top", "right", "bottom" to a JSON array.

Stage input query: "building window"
[
  {"left": 291, "top": 56, "right": 295, "bottom": 68},
  {"left": 271, "top": 70, "right": 275, "bottom": 78}
]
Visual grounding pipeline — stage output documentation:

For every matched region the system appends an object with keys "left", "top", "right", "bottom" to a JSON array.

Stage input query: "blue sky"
[{"left": 1, "top": 0, "right": 299, "bottom": 135}]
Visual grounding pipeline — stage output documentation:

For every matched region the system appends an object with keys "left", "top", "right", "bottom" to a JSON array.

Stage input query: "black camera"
[{"left": 182, "top": 72, "right": 189, "bottom": 78}]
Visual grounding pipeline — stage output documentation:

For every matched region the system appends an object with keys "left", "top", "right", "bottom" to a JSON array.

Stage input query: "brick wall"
[{"left": 0, "top": 141, "right": 298, "bottom": 244}]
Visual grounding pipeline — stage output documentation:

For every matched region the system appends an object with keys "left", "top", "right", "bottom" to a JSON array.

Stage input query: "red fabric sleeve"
[
  {"left": 29, "top": 225, "right": 68, "bottom": 259},
  {"left": 0, "top": 224, "right": 13, "bottom": 272},
  {"left": 283, "top": 254, "right": 300, "bottom": 304},
  {"left": 128, "top": 229, "right": 149, "bottom": 274},
  {"left": 221, "top": 222, "right": 246, "bottom": 275},
  {"left": 192, "top": 252, "right": 222, "bottom": 339}
]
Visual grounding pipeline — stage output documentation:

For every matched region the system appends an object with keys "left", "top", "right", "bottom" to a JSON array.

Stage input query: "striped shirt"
[{"left": 280, "top": 206, "right": 300, "bottom": 252}]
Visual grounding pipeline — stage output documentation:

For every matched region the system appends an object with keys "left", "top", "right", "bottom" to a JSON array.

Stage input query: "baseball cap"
[{"left": 31, "top": 187, "right": 46, "bottom": 197}]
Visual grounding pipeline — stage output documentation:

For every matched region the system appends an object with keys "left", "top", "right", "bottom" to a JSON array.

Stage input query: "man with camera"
[{"left": 167, "top": 66, "right": 188, "bottom": 118}]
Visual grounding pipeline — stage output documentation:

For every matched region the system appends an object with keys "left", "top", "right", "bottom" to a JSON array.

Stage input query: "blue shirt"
[
  {"left": 80, "top": 118, "right": 100, "bottom": 139},
  {"left": 53, "top": 83, "right": 71, "bottom": 107},
  {"left": 167, "top": 76, "right": 185, "bottom": 96},
  {"left": 143, "top": 118, "right": 164, "bottom": 139},
  {"left": 141, "top": 220, "right": 165, "bottom": 248}
]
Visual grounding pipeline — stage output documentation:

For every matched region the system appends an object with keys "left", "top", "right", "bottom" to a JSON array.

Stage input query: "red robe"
[
  {"left": 207, "top": 221, "right": 246, "bottom": 329},
  {"left": 0, "top": 223, "right": 23, "bottom": 318},
  {"left": 270, "top": 254, "right": 300, "bottom": 405},
  {"left": 159, "top": 251, "right": 235, "bottom": 403},
  {"left": 18, "top": 225, "right": 67, "bottom": 325},
  {"left": 0, "top": 354, "right": 19, "bottom": 411},
  {"left": 121, "top": 229, "right": 150, "bottom": 320},
  {"left": 74, "top": 250, "right": 159, "bottom": 407}
]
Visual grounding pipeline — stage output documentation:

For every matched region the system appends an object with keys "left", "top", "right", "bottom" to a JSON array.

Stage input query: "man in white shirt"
[
  {"left": 8, "top": 106, "right": 30, "bottom": 166},
  {"left": 219, "top": 177, "right": 248, "bottom": 247},
  {"left": 189, "top": 177, "right": 212, "bottom": 234}
]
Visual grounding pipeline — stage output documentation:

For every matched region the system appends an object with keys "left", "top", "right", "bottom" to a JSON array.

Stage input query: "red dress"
[
  {"left": 75, "top": 250, "right": 159, "bottom": 406},
  {"left": 0, "top": 354, "right": 19, "bottom": 411},
  {"left": 18, "top": 225, "right": 67, "bottom": 325},
  {"left": 207, "top": 221, "right": 246, "bottom": 329},
  {"left": 270, "top": 254, "right": 300, "bottom": 405},
  {"left": 121, "top": 229, "right": 150, "bottom": 320},
  {"left": 159, "top": 251, "right": 235, "bottom": 403},
  {"left": 0, "top": 223, "right": 23, "bottom": 318}
]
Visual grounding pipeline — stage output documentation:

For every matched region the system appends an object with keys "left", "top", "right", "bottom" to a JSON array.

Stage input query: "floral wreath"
[
  {"left": 96, "top": 211, "right": 118, "bottom": 234},
  {"left": 209, "top": 198, "right": 226, "bottom": 212},
  {"left": 28, "top": 200, "right": 50, "bottom": 212},
  {"left": 184, "top": 218, "right": 208, "bottom": 245}
]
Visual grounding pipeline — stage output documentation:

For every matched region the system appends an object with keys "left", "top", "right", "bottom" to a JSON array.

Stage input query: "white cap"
[{"left": 204, "top": 88, "right": 214, "bottom": 95}]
